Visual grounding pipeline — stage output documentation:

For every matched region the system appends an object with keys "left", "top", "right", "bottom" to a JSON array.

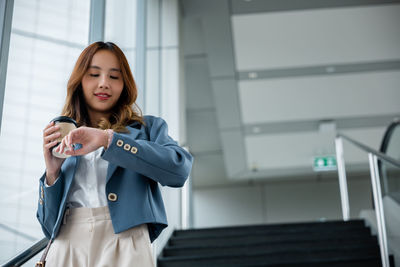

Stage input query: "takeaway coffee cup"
[{"left": 50, "top": 116, "right": 77, "bottom": 158}]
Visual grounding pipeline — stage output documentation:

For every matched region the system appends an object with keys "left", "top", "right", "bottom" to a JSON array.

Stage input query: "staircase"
[{"left": 157, "top": 220, "right": 395, "bottom": 267}]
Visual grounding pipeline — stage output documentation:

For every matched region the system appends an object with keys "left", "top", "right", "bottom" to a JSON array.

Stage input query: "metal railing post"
[
  {"left": 181, "top": 146, "right": 190, "bottom": 230},
  {"left": 335, "top": 136, "right": 350, "bottom": 221},
  {"left": 368, "top": 153, "right": 390, "bottom": 267},
  {"left": 181, "top": 178, "right": 189, "bottom": 230}
]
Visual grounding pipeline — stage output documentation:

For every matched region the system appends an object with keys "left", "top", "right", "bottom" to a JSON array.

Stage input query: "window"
[{"left": 0, "top": 0, "right": 90, "bottom": 261}]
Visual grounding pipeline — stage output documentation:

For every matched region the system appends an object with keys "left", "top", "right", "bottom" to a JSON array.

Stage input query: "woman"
[{"left": 37, "top": 41, "right": 193, "bottom": 266}]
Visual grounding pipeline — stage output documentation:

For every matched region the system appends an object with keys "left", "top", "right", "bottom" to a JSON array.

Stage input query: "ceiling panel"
[
  {"left": 239, "top": 70, "right": 400, "bottom": 124},
  {"left": 232, "top": 4, "right": 400, "bottom": 71},
  {"left": 245, "top": 126, "right": 385, "bottom": 172},
  {"left": 231, "top": 0, "right": 400, "bottom": 15}
]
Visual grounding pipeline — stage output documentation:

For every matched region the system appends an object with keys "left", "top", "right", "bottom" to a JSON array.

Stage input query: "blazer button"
[
  {"left": 131, "top": 146, "right": 138, "bottom": 154},
  {"left": 108, "top": 193, "right": 118, "bottom": 202},
  {"left": 116, "top": 140, "right": 124, "bottom": 147},
  {"left": 123, "top": 144, "right": 131, "bottom": 151},
  {"left": 39, "top": 199, "right": 43, "bottom": 205}
]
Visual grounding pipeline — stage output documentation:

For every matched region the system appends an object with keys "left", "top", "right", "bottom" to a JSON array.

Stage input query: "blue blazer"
[{"left": 36, "top": 116, "right": 193, "bottom": 243}]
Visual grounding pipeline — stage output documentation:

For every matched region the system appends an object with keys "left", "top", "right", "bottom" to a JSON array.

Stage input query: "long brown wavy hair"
[{"left": 61, "top": 41, "right": 144, "bottom": 132}]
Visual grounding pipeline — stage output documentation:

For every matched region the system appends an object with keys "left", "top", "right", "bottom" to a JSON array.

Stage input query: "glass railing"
[
  {"left": 379, "top": 119, "right": 400, "bottom": 202},
  {"left": 335, "top": 119, "right": 400, "bottom": 267}
]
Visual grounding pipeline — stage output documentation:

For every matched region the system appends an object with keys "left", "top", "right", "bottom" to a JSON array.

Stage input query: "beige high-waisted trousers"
[{"left": 45, "top": 206, "right": 155, "bottom": 267}]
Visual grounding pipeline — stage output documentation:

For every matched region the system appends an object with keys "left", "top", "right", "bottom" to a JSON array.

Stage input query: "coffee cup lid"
[{"left": 50, "top": 116, "right": 77, "bottom": 126}]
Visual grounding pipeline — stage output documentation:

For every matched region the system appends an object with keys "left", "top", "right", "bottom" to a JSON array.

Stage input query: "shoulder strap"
[{"left": 35, "top": 239, "right": 53, "bottom": 267}]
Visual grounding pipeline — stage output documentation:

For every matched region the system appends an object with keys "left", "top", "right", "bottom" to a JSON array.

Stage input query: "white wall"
[{"left": 194, "top": 176, "right": 374, "bottom": 228}]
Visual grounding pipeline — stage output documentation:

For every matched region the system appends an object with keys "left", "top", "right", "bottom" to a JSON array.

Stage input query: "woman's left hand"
[{"left": 55, "top": 126, "right": 109, "bottom": 156}]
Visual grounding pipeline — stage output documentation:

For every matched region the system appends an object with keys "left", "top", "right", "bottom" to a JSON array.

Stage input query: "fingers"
[
  {"left": 67, "top": 133, "right": 74, "bottom": 151},
  {"left": 44, "top": 139, "right": 59, "bottom": 150},
  {"left": 43, "top": 122, "right": 61, "bottom": 151},
  {"left": 43, "top": 121, "right": 54, "bottom": 132},
  {"left": 44, "top": 131, "right": 61, "bottom": 144},
  {"left": 55, "top": 135, "right": 67, "bottom": 154},
  {"left": 55, "top": 131, "right": 74, "bottom": 154},
  {"left": 43, "top": 122, "right": 60, "bottom": 136}
]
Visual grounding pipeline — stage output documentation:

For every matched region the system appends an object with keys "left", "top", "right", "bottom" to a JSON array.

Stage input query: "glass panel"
[
  {"left": 145, "top": 0, "right": 161, "bottom": 116},
  {"left": 104, "top": 0, "right": 137, "bottom": 73},
  {"left": 0, "top": 0, "right": 90, "bottom": 263},
  {"left": 386, "top": 124, "right": 400, "bottom": 161},
  {"left": 145, "top": 50, "right": 160, "bottom": 116},
  {"left": 104, "top": 0, "right": 138, "bottom": 108},
  {"left": 13, "top": 0, "right": 89, "bottom": 45},
  {"left": 381, "top": 124, "right": 400, "bottom": 200},
  {"left": 146, "top": 0, "right": 160, "bottom": 48},
  {"left": 161, "top": 48, "right": 179, "bottom": 140},
  {"left": 161, "top": 0, "right": 178, "bottom": 47},
  {"left": 379, "top": 159, "right": 400, "bottom": 266}
]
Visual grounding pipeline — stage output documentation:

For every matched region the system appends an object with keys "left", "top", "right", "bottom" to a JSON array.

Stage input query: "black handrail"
[
  {"left": 1, "top": 237, "right": 48, "bottom": 267},
  {"left": 379, "top": 118, "right": 400, "bottom": 154}
]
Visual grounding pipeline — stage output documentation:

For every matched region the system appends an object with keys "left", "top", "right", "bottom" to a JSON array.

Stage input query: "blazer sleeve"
[
  {"left": 36, "top": 172, "right": 64, "bottom": 239},
  {"left": 101, "top": 117, "right": 193, "bottom": 187}
]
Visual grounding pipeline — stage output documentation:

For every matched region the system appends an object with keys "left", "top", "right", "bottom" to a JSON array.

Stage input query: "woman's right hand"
[{"left": 43, "top": 121, "right": 65, "bottom": 186}]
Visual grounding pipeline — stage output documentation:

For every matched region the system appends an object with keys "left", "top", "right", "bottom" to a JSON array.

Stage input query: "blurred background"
[{"left": 0, "top": 0, "right": 399, "bottom": 266}]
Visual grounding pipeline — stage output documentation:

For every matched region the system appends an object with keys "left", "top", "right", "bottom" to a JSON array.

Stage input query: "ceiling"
[{"left": 181, "top": 0, "right": 400, "bottom": 188}]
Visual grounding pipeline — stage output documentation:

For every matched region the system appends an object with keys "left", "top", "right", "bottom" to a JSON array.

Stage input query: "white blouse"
[
  {"left": 46, "top": 147, "right": 109, "bottom": 208},
  {"left": 67, "top": 147, "right": 109, "bottom": 208}
]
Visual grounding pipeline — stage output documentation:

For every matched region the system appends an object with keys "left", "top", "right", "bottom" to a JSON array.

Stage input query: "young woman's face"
[{"left": 81, "top": 49, "right": 124, "bottom": 118}]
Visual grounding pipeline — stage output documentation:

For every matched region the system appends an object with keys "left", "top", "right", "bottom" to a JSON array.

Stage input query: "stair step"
[
  {"left": 158, "top": 220, "right": 395, "bottom": 267},
  {"left": 169, "top": 231, "right": 374, "bottom": 247},
  {"left": 173, "top": 220, "right": 365, "bottom": 238},
  {"left": 171, "top": 225, "right": 370, "bottom": 240},
  {"left": 163, "top": 239, "right": 379, "bottom": 257},
  {"left": 158, "top": 249, "right": 381, "bottom": 267}
]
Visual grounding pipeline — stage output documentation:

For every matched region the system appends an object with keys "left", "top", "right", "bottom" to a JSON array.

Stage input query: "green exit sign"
[{"left": 313, "top": 156, "right": 337, "bottom": 171}]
